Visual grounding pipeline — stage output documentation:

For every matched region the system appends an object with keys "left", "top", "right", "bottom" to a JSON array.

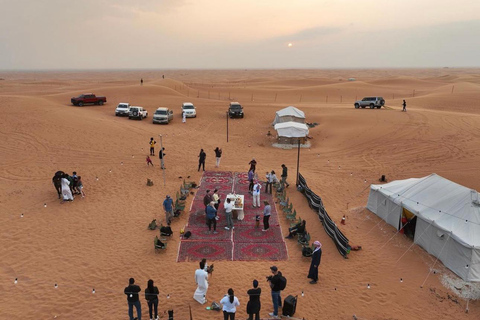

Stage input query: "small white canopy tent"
[
  {"left": 274, "top": 122, "right": 309, "bottom": 138},
  {"left": 272, "top": 106, "right": 305, "bottom": 126},
  {"left": 367, "top": 174, "right": 480, "bottom": 281}
]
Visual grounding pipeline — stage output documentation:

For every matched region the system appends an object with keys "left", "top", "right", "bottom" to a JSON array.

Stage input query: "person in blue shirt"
[
  {"left": 163, "top": 195, "right": 174, "bottom": 225},
  {"left": 206, "top": 201, "right": 218, "bottom": 234}
]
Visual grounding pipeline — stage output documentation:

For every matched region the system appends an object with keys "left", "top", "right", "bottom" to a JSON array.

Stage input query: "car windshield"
[
  {"left": 118, "top": 105, "right": 128, "bottom": 108},
  {"left": 130, "top": 108, "right": 139, "bottom": 112},
  {"left": 155, "top": 110, "right": 167, "bottom": 115},
  {"left": 183, "top": 105, "right": 194, "bottom": 110},
  {"left": 230, "top": 105, "right": 242, "bottom": 110}
]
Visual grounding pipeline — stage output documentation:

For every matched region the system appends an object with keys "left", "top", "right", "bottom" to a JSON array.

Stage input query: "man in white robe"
[
  {"left": 61, "top": 177, "right": 74, "bottom": 201},
  {"left": 193, "top": 260, "right": 208, "bottom": 304}
]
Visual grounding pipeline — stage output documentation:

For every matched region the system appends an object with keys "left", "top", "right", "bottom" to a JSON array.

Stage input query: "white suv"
[
  {"left": 354, "top": 97, "right": 385, "bottom": 109},
  {"left": 129, "top": 106, "right": 148, "bottom": 120},
  {"left": 115, "top": 103, "right": 130, "bottom": 116},
  {"left": 181, "top": 102, "right": 197, "bottom": 118}
]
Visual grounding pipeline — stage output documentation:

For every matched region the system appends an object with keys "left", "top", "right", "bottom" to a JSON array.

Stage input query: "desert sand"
[{"left": 1, "top": 68, "right": 480, "bottom": 320}]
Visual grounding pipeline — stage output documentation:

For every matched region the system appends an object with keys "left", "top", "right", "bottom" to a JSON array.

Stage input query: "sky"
[{"left": 0, "top": 0, "right": 479, "bottom": 70}]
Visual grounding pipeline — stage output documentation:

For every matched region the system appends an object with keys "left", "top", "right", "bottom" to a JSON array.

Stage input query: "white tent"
[
  {"left": 274, "top": 122, "right": 309, "bottom": 138},
  {"left": 367, "top": 174, "right": 480, "bottom": 281},
  {"left": 272, "top": 106, "right": 305, "bottom": 125}
]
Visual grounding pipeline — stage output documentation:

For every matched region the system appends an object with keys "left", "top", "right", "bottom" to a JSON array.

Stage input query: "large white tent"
[
  {"left": 274, "top": 122, "right": 309, "bottom": 138},
  {"left": 272, "top": 106, "right": 305, "bottom": 126},
  {"left": 367, "top": 174, "right": 480, "bottom": 281}
]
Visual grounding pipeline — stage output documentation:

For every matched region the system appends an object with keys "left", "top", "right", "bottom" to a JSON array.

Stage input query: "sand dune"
[{"left": 1, "top": 68, "right": 480, "bottom": 320}]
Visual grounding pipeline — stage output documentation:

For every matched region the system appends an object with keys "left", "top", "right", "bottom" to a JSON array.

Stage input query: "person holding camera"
[{"left": 266, "top": 266, "right": 286, "bottom": 319}]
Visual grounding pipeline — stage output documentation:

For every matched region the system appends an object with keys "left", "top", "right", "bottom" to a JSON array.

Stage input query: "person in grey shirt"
[{"left": 262, "top": 200, "right": 271, "bottom": 231}]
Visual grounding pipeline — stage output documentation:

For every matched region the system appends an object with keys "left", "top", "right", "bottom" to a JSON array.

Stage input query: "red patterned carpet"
[{"left": 177, "top": 171, "right": 287, "bottom": 262}]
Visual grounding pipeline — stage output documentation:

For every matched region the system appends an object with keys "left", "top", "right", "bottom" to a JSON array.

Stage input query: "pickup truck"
[
  {"left": 129, "top": 106, "right": 148, "bottom": 120},
  {"left": 71, "top": 93, "right": 107, "bottom": 106}
]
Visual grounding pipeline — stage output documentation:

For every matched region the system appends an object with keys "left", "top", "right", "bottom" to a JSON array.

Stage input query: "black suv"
[{"left": 228, "top": 102, "right": 244, "bottom": 118}]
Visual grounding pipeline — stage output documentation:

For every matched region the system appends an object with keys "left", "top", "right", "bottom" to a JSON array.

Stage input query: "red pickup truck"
[{"left": 71, "top": 93, "right": 107, "bottom": 106}]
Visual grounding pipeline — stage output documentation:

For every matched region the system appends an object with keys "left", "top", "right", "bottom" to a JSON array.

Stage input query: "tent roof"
[
  {"left": 275, "top": 106, "right": 305, "bottom": 119},
  {"left": 274, "top": 122, "right": 309, "bottom": 138},
  {"left": 371, "top": 174, "right": 480, "bottom": 247}
]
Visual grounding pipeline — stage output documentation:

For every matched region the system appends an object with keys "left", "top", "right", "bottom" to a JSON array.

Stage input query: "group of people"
[
  {"left": 52, "top": 171, "right": 85, "bottom": 202},
  {"left": 197, "top": 147, "right": 223, "bottom": 171},
  {"left": 147, "top": 138, "right": 166, "bottom": 169},
  {"left": 124, "top": 277, "right": 161, "bottom": 320}
]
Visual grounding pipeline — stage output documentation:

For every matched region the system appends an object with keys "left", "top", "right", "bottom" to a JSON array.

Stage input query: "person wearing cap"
[
  {"left": 266, "top": 266, "right": 283, "bottom": 318},
  {"left": 124, "top": 278, "right": 141, "bottom": 320},
  {"left": 206, "top": 201, "right": 218, "bottom": 234},
  {"left": 163, "top": 195, "right": 174, "bottom": 225},
  {"left": 252, "top": 180, "right": 262, "bottom": 208},
  {"left": 308, "top": 241, "right": 322, "bottom": 284},
  {"left": 246, "top": 279, "right": 261, "bottom": 320}
]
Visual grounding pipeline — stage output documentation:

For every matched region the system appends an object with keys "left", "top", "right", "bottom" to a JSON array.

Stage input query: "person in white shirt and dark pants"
[{"left": 220, "top": 288, "right": 240, "bottom": 320}]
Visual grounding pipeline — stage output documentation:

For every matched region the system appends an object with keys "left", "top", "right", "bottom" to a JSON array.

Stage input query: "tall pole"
[
  {"left": 159, "top": 134, "right": 166, "bottom": 186},
  {"left": 226, "top": 111, "right": 229, "bottom": 143},
  {"left": 296, "top": 138, "right": 300, "bottom": 186}
]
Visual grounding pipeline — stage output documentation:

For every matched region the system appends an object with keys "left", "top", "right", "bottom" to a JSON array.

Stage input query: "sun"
[{"left": 288, "top": 43, "right": 293, "bottom": 47}]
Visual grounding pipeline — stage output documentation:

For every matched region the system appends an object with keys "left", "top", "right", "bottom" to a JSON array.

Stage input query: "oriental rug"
[{"left": 177, "top": 171, "right": 287, "bottom": 262}]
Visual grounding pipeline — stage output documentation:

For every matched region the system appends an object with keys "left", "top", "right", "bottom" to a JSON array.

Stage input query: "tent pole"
[{"left": 296, "top": 138, "right": 300, "bottom": 186}]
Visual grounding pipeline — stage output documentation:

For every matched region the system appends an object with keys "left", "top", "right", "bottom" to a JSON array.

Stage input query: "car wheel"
[
  {"left": 369, "top": 104, "right": 375, "bottom": 109},
  {"left": 78, "top": 102, "right": 84, "bottom": 107},
  {"left": 354, "top": 103, "right": 360, "bottom": 109},
  {"left": 99, "top": 101, "right": 104, "bottom": 105}
]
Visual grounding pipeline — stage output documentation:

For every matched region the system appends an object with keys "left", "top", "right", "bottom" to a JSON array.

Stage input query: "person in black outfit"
[
  {"left": 285, "top": 220, "right": 306, "bottom": 239},
  {"left": 402, "top": 100, "right": 407, "bottom": 112},
  {"left": 159, "top": 147, "right": 166, "bottom": 169},
  {"left": 307, "top": 241, "right": 322, "bottom": 284},
  {"left": 266, "top": 266, "right": 283, "bottom": 318},
  {"left": 280, "top": 164, "right": 289, "bottom": 188},
  {"left": 198, "top": 149, "right": 206, "bottom": 171},
  {"left": 124, "top": 277, "right": 142, "bottom": 320},
  {"left": 246, "top": 279, "right": 261, "bottom": 320},
  {"left": 145, "top": 279, "right": 159, "bottom": 320},
  {"left": 249, "top": 158, "right": 257, "bottom": 173}
]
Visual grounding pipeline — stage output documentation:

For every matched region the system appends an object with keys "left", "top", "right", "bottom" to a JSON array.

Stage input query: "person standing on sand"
[
  {"left": 163, "top": 195, "right": 173, "bottom": 225},
  {"left": 402, "top": 100, "right": 407, "bottom": 112},
  {"left": 76, "top": 176, "right": 86, "bottom": 198},
  {"left": 182, "top": 110, "right": 187, "bottom": 123},
  {"left": 149, "top": 137, "right": 156, "bottom": 156},
  {"left": 262, "top": 200, "right": 271, "bottom": 231},
  {"left": 159, "top": 147, "right": 166, "bottom": 169},
  {"left": 220, "top": 288, "right": 240, "bottom": 320},
  {"left": 198, "top": 149, "right": 206, "bottom": 171},
  {"left": 249, "top": 158, "right": 257, "bottom": 173},
  {"left": 145, "top": 279, "right": 159, "bottom": 320},
  {"left": 141, "top": 78, "right": 143, "bottom": 86},
  {"left": 194, "top": 260, "right": 209, "bottom": 304},
  {"left": 214, "top": 147, "right": 222, "bottom": 167},
  {"left": 280, "top": 164, "right": 289, "bottom": 188},
  {"left": 266, "top": 266, "right": 283, "bottom": 319},
  {"left": 307, "top": 241, "right": 322, "bottom": 284},
  {"left": 61, "top": 174, "right": 74, "bottom": 202},
  {"left": 124, "top": 278, "right": 142, "bottom": 320},
  {"left": 246, "top": 280, "right": 261, "bottom": 320}
]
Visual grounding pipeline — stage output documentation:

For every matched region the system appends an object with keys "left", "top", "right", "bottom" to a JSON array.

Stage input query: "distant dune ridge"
[{"left": 1, "top": 68, "right": 480, "bottom": 319}]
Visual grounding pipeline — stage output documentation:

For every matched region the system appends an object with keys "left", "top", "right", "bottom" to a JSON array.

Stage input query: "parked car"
[
  {"left": 129, "top": 106, "right": 148, "bottom": 120},
  {"left": 354, "top": 97, "right": 385, "bottom": 109},
  {"left": 153, "top": 107, "right": 173, "bottom": 124},
  {"left": 115, "top": 103, "right": 131, "bottom": 116},
  {"left": 228, "top": 102, "right": 244, "bottom": 118},
  {"left": 181, "top": 102, "right": 197, "bottom": 118},
  {"left": 71, "top": 93, "right": 107, "bottom": 106}
]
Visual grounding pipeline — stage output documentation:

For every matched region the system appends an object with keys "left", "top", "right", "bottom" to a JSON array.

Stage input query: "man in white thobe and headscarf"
[
  {"left": 193, "top": 260, "right": 209, "bottom": 304},
  {"left": 61, "top": 175, "right": 74, "bottom": 202}
]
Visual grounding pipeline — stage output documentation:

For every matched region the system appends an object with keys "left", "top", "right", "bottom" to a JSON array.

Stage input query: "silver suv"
[{"left": 354, "top": 97, "right": 385, "bottom": 109}]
